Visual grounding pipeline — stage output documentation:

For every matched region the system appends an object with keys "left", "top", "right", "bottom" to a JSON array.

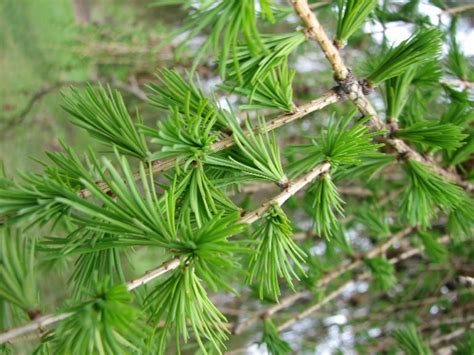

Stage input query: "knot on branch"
[
  {"left": 277, "top": 176, "right": 291, "bottom": 191},
  {"left": 387, "top": 120, "right": 399, "bottom": 139},
  {"left": 334, "top": 71, "right": 374, "bottom": 100},
  {"left": 334, "top": 69, "right": 357, "bottom": 98},
  {"left": 359, "top": 79, "right": 374, "bottom": 95},
  {"left": 27, "top": 309, "right": 42, "bottom": 321},
  {"left": 301, "top": 27, "right": 315, "bottom": 39}
]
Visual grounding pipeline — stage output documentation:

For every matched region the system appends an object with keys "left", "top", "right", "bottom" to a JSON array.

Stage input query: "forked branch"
[
  {"left": 290, "top": 0, "right": 474, "bottom": 192},
  {"left": 79, "top": 90, "right": 340, "bottom": 198}
]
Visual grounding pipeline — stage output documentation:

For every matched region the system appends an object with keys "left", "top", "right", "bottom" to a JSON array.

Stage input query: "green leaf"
[
  {"left": 54, "top": 282, "right": 147, "bottom": 354},
  {"left": 225, "top": 32, "right": 306, "bottom": 85},
  {"left": 418, "top": 231, "right": 448, "bottom": 263},
  {"left": 59, "top": 154, "right": 176, "bottom": 246},
  {"left": 310, "top": 175, "right": 344, "bottom": 239},
  {"left": 0, "top": 173, "right": 76, "bottom": 227},
  {"left": 397, "top": 120, "right": 467, "bottom": 151},
  {"left": 0, "top": 229, "right": 38, "bottom": 314},
  {"left": 174, "top": 166, "right": 238, "bottom": 227},
  {"left": 220, "top": 60, "right": 295, "bottom": 112},
  {"left": 40, "top": 142, "right": 102, "bottom": 191},
  {"left": 165, "top": 0, "right": 265, "bottom": 78},
  {"left": 168, "top": 211, "right": 246, "bottom": 292},
  {"left": 259, "top": 0, "right": 275, "bottom": 23},
  {"left": 412, "top": 59, "right": 442, "bottom": 87},
  {"left": 62, "top": 85, "right": 149, "bottom": 159},
  {"left": 288, "top": 113, "right": 384, "bottom": 177},
  {"left": 447, "top": 22, "right": 471, "bottom": 81},
  {"left": 262, "top": 319, "right": 291, "bottom": 355},
  {"left": 441, "top": 102, "right": 474, "bottom": 128},
  {"left": 334, "top": 152, "right": 394, "bottom": 180},
  {"left": 71, "top": 244, "right": 126, "bottom": 300},
  {"left": 385, "top": 66, "right": 417, "bottom": 121},
  {"left": 365, "top": 257, "right": 396, "bottom": 291},
  {"left": 449, "top": 132, "right": 474, "bottom": 166},
  {"left": 247, "top": 205, "right": 306, "bottom": 301},
  {"left": 367, "top": 28, "right": 443, "bottom": 86},
  {"left": 331, "top": 224, "right": 354, "bottom": 255},
  {"left": 447, "top": 197, "right": 474, "bottom": 242},
  {"left": 144, "top": 105, "right": 220, "bottom": 164},
  {"left": 400, "top": 160, "right": 465, "bottom": 228},
  {"left": 206, "top": 116, "right": 287, "bottom": 186},
  {"left": 356, "top": 204, "right": 391, "bottom": 239},
  {"left": 454, "top": 331, "right": 474, "bottom": 355},
  {"left": 145, "top": 267, "right": 229, "bottom": 354},
  {"left": 335, "top": 0, "right": 377, "bottom": 47},
  {"left": 392, "top": 324, "right": 432, "bottom": 355},
  {"left": 147, "top": 69, "right": 228, "bottom": 130}
]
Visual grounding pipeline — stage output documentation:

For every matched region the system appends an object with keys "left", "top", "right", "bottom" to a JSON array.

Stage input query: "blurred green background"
[{"left": 0, "top": 0, "right": 184, "bottom": 172}]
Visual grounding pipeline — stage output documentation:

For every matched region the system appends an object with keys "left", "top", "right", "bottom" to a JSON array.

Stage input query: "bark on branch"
[{"left": 290, "top": 0, "right": 474, "bottom": 192}]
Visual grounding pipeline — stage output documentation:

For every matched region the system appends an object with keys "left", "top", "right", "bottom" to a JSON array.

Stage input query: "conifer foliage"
[{"left": 0, "top": 0, "right": 473, "bottom": 354}]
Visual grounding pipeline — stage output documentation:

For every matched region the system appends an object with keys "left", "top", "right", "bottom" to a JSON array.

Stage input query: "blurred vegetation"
[{"left": 0, "top": 0, "right": 179, "bottom": 172}]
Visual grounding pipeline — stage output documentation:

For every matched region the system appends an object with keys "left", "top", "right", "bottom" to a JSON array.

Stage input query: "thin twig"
[
  {"left": 440, "top": 78, "right": 474, "bottom": 88},
  {"left": 240, "top": 162, "right": 331, "bottom": 224},
  {"left": 444, "top": 3, "right": 474, "bottom": 15},
  {"left": 276, "top": 236, "right": 442, "bottom": 333},
  {"left": 0, "top": 161, "right": 332, "bottom": 345},
  {"left": 0, "top": 257, "right": 181, "bottom": 345},
  {"left": 290, "top": 0, "right": 349, "bottom": 80},
  {"left": 429, "top": 325, "right": 473, "bottom": 347},
  {"left": 238, "top": 182, "right": 372, "bottom": 198},
  {"left": 126, "top": 257, "right": 182, "bottom": 291},
  {"left": 79, "top": 90, "right": 341, "bottom": 198},
  {"left": 308, "top": 0, "right": 331, "bottom": 10},
  {"left": 277, "top": 272, "right": 371, "bottom": 332},
  {"left": 228, "top": 231, "right": 436, "bottom": 355},
  {"left": 0, "top": 313, "right": 72, "bottom": 345}
]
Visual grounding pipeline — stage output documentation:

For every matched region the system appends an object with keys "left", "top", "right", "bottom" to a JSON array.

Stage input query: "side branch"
[
  {"left": 80, "top": 90, "right": 341, "bottom": 198},
  {"left": 0, "top": 258, "right": 183, "bottom": 345},
  {"left": 290, "top": 0, "right": 349, "bottom": 80},
  {"left": 240, "top": 162, "right": 331, "bottom": 224},
  {"left": 0, "top": 162, "right": 332, "bottom": 345}
]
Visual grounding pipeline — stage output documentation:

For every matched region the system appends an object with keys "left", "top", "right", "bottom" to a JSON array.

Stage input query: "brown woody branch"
[
  {"left": 290, "top": 0, "right": 474, "bottom": 192},
  {"left": 276, "top": 235, "right": 450, "bottom": 333},
  {"left": 0, "top": 79, "right": 149, "bottom": 136}
]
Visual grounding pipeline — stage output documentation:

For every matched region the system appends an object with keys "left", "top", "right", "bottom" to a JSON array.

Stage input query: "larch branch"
[
  {"left": 276, "top": 235, "right": 448, "bottom": 333},
  {"left": 290, "top": 0, "right": 474, "bottom": 192},
  {"left": 79, "top": 90, "right": 340, "bottom": 198},
  {"left": 0, "top": 161, "right": 332, "bottom": 345}
]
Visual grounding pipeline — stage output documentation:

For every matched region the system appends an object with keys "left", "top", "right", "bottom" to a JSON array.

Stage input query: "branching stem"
[
  {"left": 290, "top": 0, "right": 474, "bottom": 192},
  {"left": 79, "top": 90, "right": 340, "bottom": 198},
  {"left": 0, "top": 162, "right": 332, "bottom": 345}
]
